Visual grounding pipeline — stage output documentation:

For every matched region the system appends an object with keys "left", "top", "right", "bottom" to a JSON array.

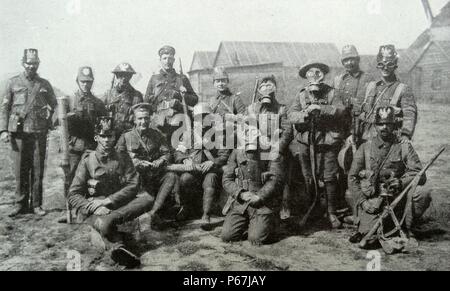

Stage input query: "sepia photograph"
[{"left": 0, "top": 0, "right": 449, "bottom": 274}]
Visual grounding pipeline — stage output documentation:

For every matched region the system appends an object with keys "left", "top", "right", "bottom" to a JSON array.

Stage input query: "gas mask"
[
  {"left": 258, "top": 81, "right": 276, "bottom": 104},
  {"left": 306, "top": 68, "right": 325, "bottom": 92}
]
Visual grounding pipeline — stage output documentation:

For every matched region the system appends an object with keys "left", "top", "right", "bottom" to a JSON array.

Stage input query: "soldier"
[
  {"left": 68, "top": 116, "right": 153, "bottom": 267},
  {"left": 0, "top": 49, "right": 57, "bottom": 217},
  {"left": 221, "top": 126, "right": 285, "bottom": 245},
  {"left": 65, "top": 66, "right": 106, "bottom": 195},
  {"left": 104, "top": 62, "right": 143, "bottom": 138},
  {"left": 116, "top": 103, "right": 178, "bottom": 230},
  {"left": 209, "top": 67, "right": 246, "bottom": 118},
  {"left": 174, "top": 103, "right": 231, "bottom": 228},
  {"left": 334, "top": 45, "right": 375, "bottom": 149},
  {"left": 348, "top": 107, "right": 431, "bottom": 249},
  {"left": 288, "top": 62, "right": 347, "bottom": 229},
  {"left": 247, "top": 75, "right": 293, "bottom": 155},
  {"left": 144, "top": 45, "right": 198, "bottom": 144},
  {"left": 360, "top": 45, "right": 417, "bottom": 143}
]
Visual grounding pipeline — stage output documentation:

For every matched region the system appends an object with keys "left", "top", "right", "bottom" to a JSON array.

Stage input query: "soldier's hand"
[
  {"left": 0, "top": 132, "right": 10, "bottom": 143},
  {"left": 346, "top": 135, "right": 354, "bottom": 145},
  {"left": 183, "top": 159, "right": 194, "bottom": 171},
  {"left": 400, "top": 135, "right": 410, "bottom": 144},
  {"left": 360, "top": 179, "right": 375, "bottom": 198},
  {"left": 94, "top": 206, "right": 111, "bottom": 216},
  {"left": 261, "top": 172, "right": 273, "bottom": 184},
  {"left": 240, "top": 191, "right": 255, "bottom": 202},
  {"left": 179, "top": 86, "right": 187, "bottom": 96},
  {"left": 249, "top": 194, "right": 262, "bottom": 207},
  {"left": 201, "top": 161, "right": 214, "bottom": 174},
  {"left": 152, "top": 159, "right": 165, "bottom": 169},
  {"left": 387, "top": 178, "right": 402, "bottom": 195}
]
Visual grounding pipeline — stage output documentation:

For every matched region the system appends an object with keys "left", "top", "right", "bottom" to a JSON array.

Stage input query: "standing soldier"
[
  {"left": 116, "top": 103, "right": 178, "bottom": 230},
  {"left": 174, "top": 103, "right": 231, "bottom": 229},
  {"left": 288, "top": 62, "right": 347, "bottom": 229},
  {"left": 360, "top": 45, "right": 417, "bottom": 143},
  {"left": 334, "top": 45, "right": 374, "bottom": 150},
  {"left": 221, "top": 126, "right": 285, "bottom": 245},
  {"left": 0, "top": 49, "right": 57, "bottom": 217},
  {"left": 209, "top": 67, "right": 246, "bottom": 118},
  {"left": 104, "top": 62, "right": 143, "bottom": 138},
  {"left": 68, "top": 116, "right": 153, "bottom": 267},
  {"left": 144, "top": 45, "right": 198, "bottom": 145},
  {"left": 348, "top": 107, "right": 431, "bottom": 249}
]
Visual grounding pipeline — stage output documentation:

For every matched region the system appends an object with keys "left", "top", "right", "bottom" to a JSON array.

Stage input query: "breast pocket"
[
  {"left": 387, "top": 152, "right": 405, "bottom": 176},
  {"left": 12, "top": 87, "right": 28, "bottom": 105}
]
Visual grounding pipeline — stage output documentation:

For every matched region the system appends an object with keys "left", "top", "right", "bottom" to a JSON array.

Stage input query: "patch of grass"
[
  {"left": 177, "top": 242, "right": 214, "bottom": 256},
  {"left": 179, "top": 261, "right": 209, "bottom": 271}
]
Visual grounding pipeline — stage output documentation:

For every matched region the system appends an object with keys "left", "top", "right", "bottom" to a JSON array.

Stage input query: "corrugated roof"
[
  {"left": 189, "top": 51, "right": 216, "bottom": 72},
  {"left": 213, "top": 41, "right": 341, "bottom": 68}
]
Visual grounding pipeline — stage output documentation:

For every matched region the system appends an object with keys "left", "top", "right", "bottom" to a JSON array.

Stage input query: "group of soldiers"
[{"left": 0, "top": 44, "right": 433, "bottom": 267}]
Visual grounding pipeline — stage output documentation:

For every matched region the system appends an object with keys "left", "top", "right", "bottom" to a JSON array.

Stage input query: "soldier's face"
[
  {"left": 115, "top": 73, "right": 132, "bottom": 89},
  {"left": 342, "top": 57, "right": 360, "bottom": 73},
  {"left": 214, "top": 78, "right": 229, "bottom": 91},
  {"left": 377, "top": 61, "right": 397, "bottom": 78},
  {"left": 160, "top": 54, "right": 175, "bottom": 70},
  {"left": 376, "top": 123, "right": 395, "bottom": 138},
  {"left": 96, "top": 134, "right": 116, "bottom": 152},
  {"left": 23, "top": 61, "right": 39, "bottom": 77},
  {"left": 78, "top": 80, "right": 93, "bottom": 93},
  {"left": 134, "top": 111, "right": 150, "bottom": 131}
]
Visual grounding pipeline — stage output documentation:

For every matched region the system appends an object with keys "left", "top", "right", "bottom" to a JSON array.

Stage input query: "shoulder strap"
[
  {"left": 21, "top": 82, "right": 42, "bottom": 118},
  {"left": 363, "top": 81, "right": 377, "bottom": 105},
  {"left": 87, "top": 151, "right": 97, "bottom": 178},
  {"left": 299, "top": 90, "right": 307, "bottom": 109},
  {"left": 401, "top": 141, "right": 409, "bottom": 162},
  {"left": 390, "top": 83, "right": 406, "bottom": 106},
  {"left": 364, "top": 141, "right": 372, "bottom": 169}
]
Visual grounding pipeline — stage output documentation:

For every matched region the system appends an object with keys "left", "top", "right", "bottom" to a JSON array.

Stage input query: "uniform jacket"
[
  {"left": 348, "top": 135, "right": 426, "bottom": 204},
  {"left": 222, "top": 149, "right": 285, "bottom": 213},
  {"left": 362, "top": 76, "right": 417, "bottom": 139},
  {"left": 103, "top": 85, "right": 143, "bottom": 135},
  {"left": 68, "top": 149, "right": 139, "bottom": 213},
  {"left": 67, "top": 90, "right": 106, "bottom": 152},
  {"left": 144, "top": 68, "right": 198, "bottom": 112},
  {"left": 209, "top": 89, "right": 246, "bottom": 117},
  {"left": 247, "top": 99, "right": 293, "bottom": 154},
  {"left": 116, "top": 127, "right": 171, "bottom": 173},
  {"left": 1, "top": 72, "right": 57, "bottom": 133},
  {"left": 288, "top": 84, "right": 346, "bottom": 145}
]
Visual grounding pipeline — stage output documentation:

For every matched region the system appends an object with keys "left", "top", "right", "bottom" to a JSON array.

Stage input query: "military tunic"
[
  {"left": 65, "top": 90, "right": 106, "bottom": 194},
  {"left": 116, "top": 127, "right": 177, "bottom": 214},
  {"left": 348, "top": 136, "right": 430, "bottom": 235},
  {"left": 221, "top": 150, "right": 284, "bottom": 244},
  {"left": 0, "top": 72, "right": 57, "bottom": 208},
  {"left": 103, "top": 85, "right": 143, "bottom": 137},
  {"left": 361, "top": 76, "right": 417, "bottom": 140},
  {"left": 209, "top": 89, "right": 246, "bottom": 118}
]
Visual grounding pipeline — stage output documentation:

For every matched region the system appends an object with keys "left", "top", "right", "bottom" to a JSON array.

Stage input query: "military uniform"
[
  {"left": 288, "top": 62, "right": 347, "bottom": 227},
  {"left": 116, "top": 126, "right": 177, "bottom": 216},
  {"left": 175, "top": 134, "right": 231, "bottom": 220},
  {"left": 0, "top": 66, "right": 57, "bottom": 210},
  {"left": 104, "top": 63, "right": 143, "bottom": 137},
  {"left": 348, "top": 135, "right": 430, "bottom": 236},
  {"left": 65, "top": 67, "right": 107, "bottom": 193},
  {"left": 209, "top": 89, "right": 246, "bottom": 118},
  {"left": 221, "top": 150, "right": 285, "bottom": 244}
]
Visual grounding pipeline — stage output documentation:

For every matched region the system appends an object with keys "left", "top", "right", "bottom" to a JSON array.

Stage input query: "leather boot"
[
  {"left": 325, "top": 181, "right": 342, "bottom": 229},
  {"left": 8, "top": 204, "right": 28, "bottom": 217}
]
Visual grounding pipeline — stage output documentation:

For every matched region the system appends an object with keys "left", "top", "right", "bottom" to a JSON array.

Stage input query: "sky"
[{"left": 0, "top": 0, "right": 448, "bottom": 94}]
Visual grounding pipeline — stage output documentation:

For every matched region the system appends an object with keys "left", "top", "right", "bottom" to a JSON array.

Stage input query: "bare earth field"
[{"left": 0, "top": 103, "right": 449, "bottom": 271}]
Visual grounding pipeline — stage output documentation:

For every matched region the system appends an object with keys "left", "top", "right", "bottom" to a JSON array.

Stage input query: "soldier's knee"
[
  {"left": 179, "top": 173, "right": 194, "bottom": 186},
  {"left": 164, "top": 172, "right": 178, "bottom": 183},
  {"left": 202, "top": 173, "right": 219, "bottom": 189},
  {"left": 221, "top": 228, "right": 241, "bottom": 243}
]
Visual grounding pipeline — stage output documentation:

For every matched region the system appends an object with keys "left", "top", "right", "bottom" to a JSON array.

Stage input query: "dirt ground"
[{"left": 0, "top": 103, "right": 449, "bottom": 271}]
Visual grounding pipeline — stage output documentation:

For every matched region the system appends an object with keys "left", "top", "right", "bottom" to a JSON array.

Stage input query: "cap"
[
  {"left": 131, "top": 102, "right": 152, "bottom": 114},
  {"left": 95, "top": 116, "right": 115, "bottom": 135},
  {"left": 77, "top": 66, "right": 94, "bottom": 82},
  {"left": 112, "top": 63, "right": 136, "bottom": 74},
  {"left": 341, "top": 45, "right": 359, "bottom": 61},
  {"left": 375, "top": 106, "right": 397, "bottom": 124},
  {"left": 298, "top": 61, "right": 329, "bottom": 79},
  {"left": 213, "top": 66, "right": 229, "bottom": 81},
  {"left": 23, "top": 48, "right": 40, "bottom": 63},
  {"left": 158, "top": 45, "right": 176, "bottom": 57},
  {"left": 377, "top": 45, "right": 398, "bottom": 63}
]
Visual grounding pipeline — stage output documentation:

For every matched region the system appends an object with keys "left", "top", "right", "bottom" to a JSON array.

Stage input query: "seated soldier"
[
  {"left": 68, "top": 116, "right": 154, "bottom": 268},
  {"left": 348, "top": 106, "right": 431, "bottom": 249},
  {"left": 116, "top": 103, "right": 178, "bottom": 230},
  {"left": 221, "top": 126, "right": 285, "bottom": 245},
  {"left": 174, "top": 103, "right": 231, "bottom": 228}
]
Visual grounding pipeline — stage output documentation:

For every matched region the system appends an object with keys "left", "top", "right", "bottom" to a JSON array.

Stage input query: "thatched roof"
[
  {"left": 189, "top": 51, "right": 216, "bottom": 72},
  {"left": 213, "top": 41, "right": 341, "bottom": 68}
]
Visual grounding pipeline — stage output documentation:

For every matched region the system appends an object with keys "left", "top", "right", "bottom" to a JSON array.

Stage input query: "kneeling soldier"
[
  {"left": 348, "top": 106, "right": 431, "bottom": 249},
  {"left": 68, "top": 116, "right": 153, "bottom": 268},
  {"left": 221, "top": 126, "right": 285, "bottom": 245},
  {"left": 117, "top": 103, "right": 178, "bottom": 230},
  {"left": 175, "top": 103, "right": 231, "bottom": 228}
]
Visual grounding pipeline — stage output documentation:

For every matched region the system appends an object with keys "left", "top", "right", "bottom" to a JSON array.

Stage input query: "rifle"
[
  {"left": 179, "top": 58, "right": 192, "bottom": 146},
  {"left": 251, "top": 76, "right": 259, "bottom": 104},
  {"left": 298, "top": 110, "right": 320, "bottom": 228},
  {"left": 166, "top": 163, "right": 202, "bottom": 173},
  {"left": 57, "top": 96, "right": 72, "bottom": 224},
  {"left": 359, "top": 147, "right": 445, "bottom": 247}
]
